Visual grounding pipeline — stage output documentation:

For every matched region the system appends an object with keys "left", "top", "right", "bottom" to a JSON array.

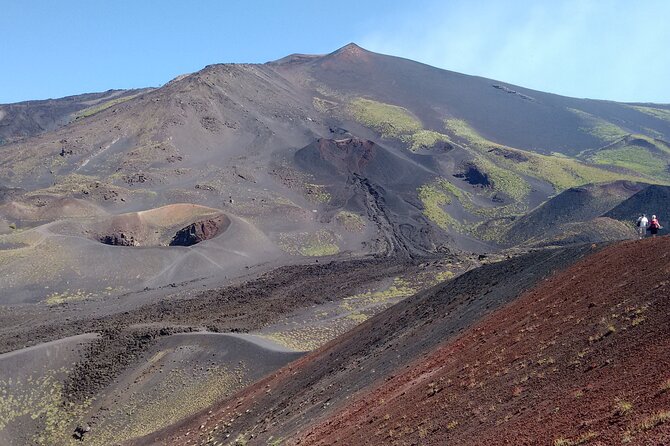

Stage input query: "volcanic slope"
[
  {"left": 149, "top": 237, "right": 670, "bottom": 446},
  {"left": 1, "top": 43, "right": 669, "bottom": 263},
  {"left": 605, "top": 184, "right": 670, "bottom": 235},
  {"left": 489, "top": 180, "right": 645, "bottom": 246},
  {"left": 0, "top": 89, "right": 149, "bottom": 145},
  {"left": 274, "top": 44, "right": 670, "bottom": 154},
  {"left": 0, "top": 256, "right": 470, "bottom": 445},
  {"left": 138, "top": 243, "right": 600, "bottom": 445},
  {"left": 0, "top": 203, "right": 276, "bottom": 304},
  {"left": 580, "top": 134, "right": 670, "bottom": 182},
  {"left": 296, "top": 237, "right": 670, "bottom": 446}
]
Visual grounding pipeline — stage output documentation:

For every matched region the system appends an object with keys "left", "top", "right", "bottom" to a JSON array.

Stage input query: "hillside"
[
  {"left": 605, "top": 184, "right": 670, "bottom": 234},
  {"left": 138, "top": 243, "right": 599, "bottom": 445},
  {"left": 2, "top": 44, "right": 670, "bottom": 300},
  {"left": 3, "top": 44, "right": 670, "bottom": 445},
  {"left": 147, "top": 237, "right": 670, "bottom": 446},
  {"left": 491, "top": 181, "right": 645, "bottom": 246},
  {"left": 274, "top": 45, "right": 670, "bottom": 154},
  {"left": 0, "top": 89, "right": 149, "bottom": 145}
]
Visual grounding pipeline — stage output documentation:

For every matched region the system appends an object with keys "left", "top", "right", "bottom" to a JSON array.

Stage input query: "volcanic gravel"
[
  {"left": 141, "top": 243, "right": 600, "bottom": 445},
  {"left": 296, "top": 237, "right": 670, "bottom": 445},
  {"left": 0, "top": 257, "right": 414, "bottom": 403}
]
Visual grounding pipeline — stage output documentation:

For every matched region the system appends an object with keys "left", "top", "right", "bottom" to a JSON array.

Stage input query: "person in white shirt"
[{"left": 636, "top": 214, "right": 648, "bottom": 239}]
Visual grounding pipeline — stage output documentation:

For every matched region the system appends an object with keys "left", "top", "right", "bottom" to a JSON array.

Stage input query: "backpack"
[{"left": 637, "top": 219, "right": 641, "bottom": 227}]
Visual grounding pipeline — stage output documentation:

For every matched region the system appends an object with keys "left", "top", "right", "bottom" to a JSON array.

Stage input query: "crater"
[
  {"left": 91, "top": 204, "right": 230, "bottom": 248},
  {"left": 169, "top": 215, "right": 230, "bottom": 246},
  {"left": 453, "top": 163, "right": 492, "bottom": 188}
]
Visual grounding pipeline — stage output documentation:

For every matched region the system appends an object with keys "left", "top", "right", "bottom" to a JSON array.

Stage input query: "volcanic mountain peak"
[
  {"left": 331, "top": 42, "right": 367, "bottom": 55},
  {"left": 320, "top": 42, "right": 373, "bottom": 65},
  {"left": 269, "top": 42, "right": 370, "bottom": 68}
]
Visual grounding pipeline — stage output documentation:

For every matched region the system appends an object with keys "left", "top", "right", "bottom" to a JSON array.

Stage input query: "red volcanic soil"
[
  {"left": 299, "top": 237, "right": 670, "bottom": 445},
  {"left": 315, "top": 137, "right": 377, "bottom": 173},
  {"left": 141, "top": 238, "right": 670, "bottom": 446}
]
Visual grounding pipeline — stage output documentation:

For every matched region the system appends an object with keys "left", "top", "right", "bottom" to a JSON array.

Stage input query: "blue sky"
[{"left": 1, "top": 0, "right": 668, "bottom": 104}]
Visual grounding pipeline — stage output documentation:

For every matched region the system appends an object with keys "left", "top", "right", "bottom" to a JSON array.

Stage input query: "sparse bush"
[
  {"left": 554, "top": 431, "right": 598, "bottom": 446},
  {"left": 233, "top": 434, "right": 249, "bottom": 445},
  {"left": 614, "top": 399, "right": 633, "bottom": 416},
  {"left": 638, "top": 410, "right": 670, "bottom": 432},
  {"left": 622, "top": 410, "right": 670, "bottom": 442},
  {"left": 589, "top": 323, "right": 616, "bottom": 343},
  {"left": 631, "top": 316, "right": 646, "bottom": 326}
]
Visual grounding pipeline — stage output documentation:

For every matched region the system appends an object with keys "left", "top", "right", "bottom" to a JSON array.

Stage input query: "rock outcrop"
[{"left": 169, "top": 214, "right": 230, "bottom": 246}]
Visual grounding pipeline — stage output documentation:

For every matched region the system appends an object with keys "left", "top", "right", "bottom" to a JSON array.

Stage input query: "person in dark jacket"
[{"left": 648, "top": 215, "right": 661, "bottom": 237}]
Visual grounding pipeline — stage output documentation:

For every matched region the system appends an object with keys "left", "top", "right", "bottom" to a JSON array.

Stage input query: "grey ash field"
[{"left": 1, "top": 44, "right": 670, "bottom": 445}]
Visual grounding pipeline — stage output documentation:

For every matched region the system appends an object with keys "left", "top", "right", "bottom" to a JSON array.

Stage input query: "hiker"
[
  {"left": 648, "top": 215, "right": 661, "bottom": 237},
  {"left": 636, "top": 214, "right": 648, "bottom": 239}
]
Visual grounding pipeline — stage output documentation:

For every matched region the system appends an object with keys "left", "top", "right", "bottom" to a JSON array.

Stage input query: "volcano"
[{"left": 1, "top": 44, "right": 670, "bottom": 445}]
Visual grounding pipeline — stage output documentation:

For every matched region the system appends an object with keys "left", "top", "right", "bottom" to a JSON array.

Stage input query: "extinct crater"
[{"left": 91, "top": 204, "right": 230, "bottom": 247}]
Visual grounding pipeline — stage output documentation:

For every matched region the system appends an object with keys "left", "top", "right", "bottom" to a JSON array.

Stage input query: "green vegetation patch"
[
  {"left": 279, "top": 229, "right": 340, "bottom": 257},
  {"left": 475, "top": 217, "right": 515, "bottom": 243},
  {"left": 75, "top": 94, "right": 140, "bottom": 119},
  {"left": 568, "top": 108, "right": 628, "bottom": 142},
  {"left": 0, "top": 369, "right": 92, "bottom": 445},
  {"left": 261, "top": 268, "right": 459, "bottom": 352},
  {"left": 445, "top": 119, "right": 531, "bottom": 199},
  {"left": 503, "top": 147, "right": 642, "bottom": 190},
  {"left": 45, "top": 289, "right": 99, "bottom": 305},
  {"left": 349, "top": 98, "right": 422, "bottom": 139},
  {"left": 472, "top": 155, "right": 531, "bottom": 200},
  {"left": 631, "top": 105, "right": 670, "bottom": 123},
  {"left": 591, "top": 145, "right": 669, "bottom": 179},
  {"left": 263, "top": 323, "right": 356, "bottom": 351},
  {"left": 418, "top": 183, "right": 458, "bottom": 231},
  {"left": 584, "top": 135, "right": 670, "bottom": 182},
  {"left": 340, "top": 277, "right": 418, "bottom": 313},
  {"left": 405, "top": 129, "right": 453, "bottom": 152},
  {"left": 433, "top": 177, "right": 528, "bottom": 221},
  {"left": 445, "top": 118, "right": 494, "bottom": 148},
  {"left": 418, "top": 177, "right": 521, "bottom": 232},
  {"left": 88, "top": 364, "right": 248, "bottom": 445},
  {"left": 349, "top": 98, "right": 454, "bottom": 152},
  {"left": 434, "top": 270, "right": 455, "bottom": 282},
  {"left": 446, "top": 118, "right": 644, "bottom": 195}
]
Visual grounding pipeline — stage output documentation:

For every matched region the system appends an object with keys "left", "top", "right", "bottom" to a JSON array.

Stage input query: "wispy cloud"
[{"left": 360, "top": 0, "right": 670, "bottom": 102}]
